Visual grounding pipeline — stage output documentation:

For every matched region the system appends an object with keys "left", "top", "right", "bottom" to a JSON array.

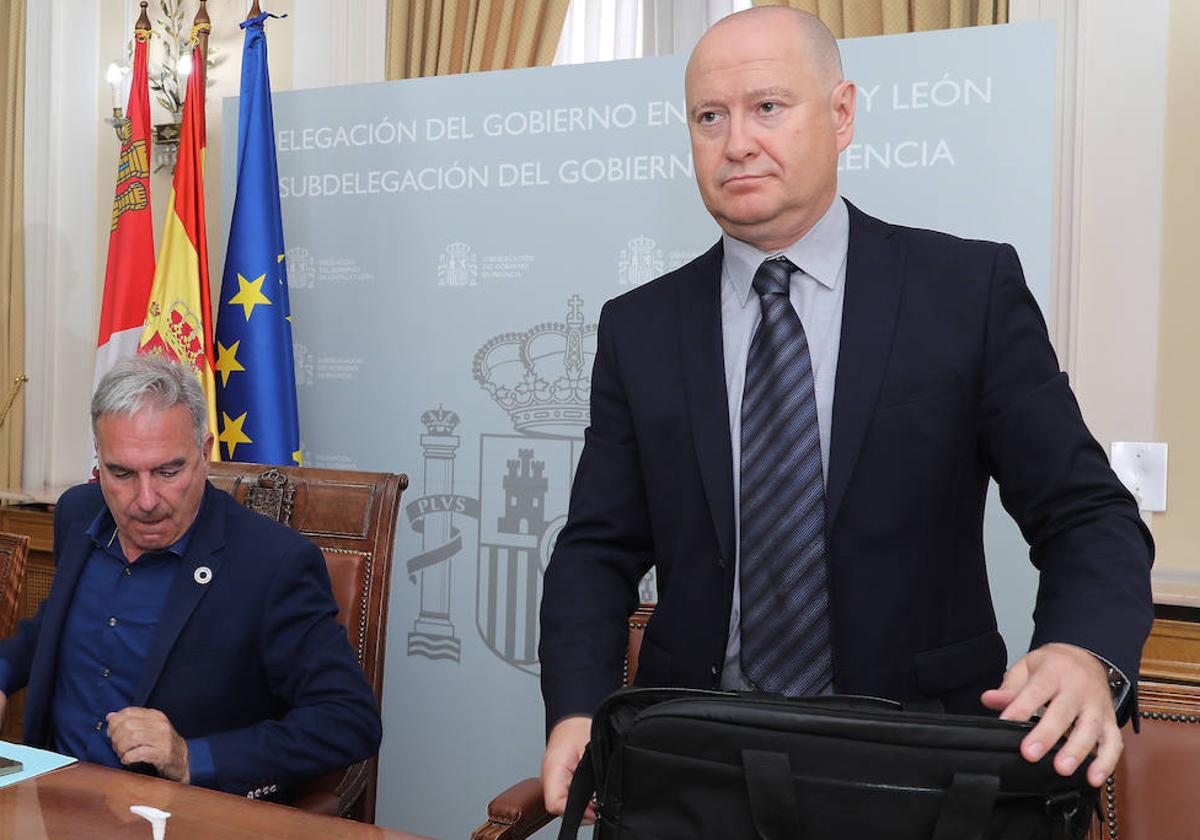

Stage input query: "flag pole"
[{"left": 193, "top": 0, "right": 211, "bottom": 84}]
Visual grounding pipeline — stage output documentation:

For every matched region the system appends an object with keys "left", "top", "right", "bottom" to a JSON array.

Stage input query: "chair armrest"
[
  {"left": 287, "top": 761, "right": 369, "bottom": 819},
  {"left": 471, "top": 777, "right": 554, "bottom": 840}
]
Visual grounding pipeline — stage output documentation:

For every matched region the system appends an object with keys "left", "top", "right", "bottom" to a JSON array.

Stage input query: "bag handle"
[
  {"left": 930, "top": 772, "right": 1000, "bottom": 840},
  {"left": 742, "top": 749, "right": 804, "bottom": 840},
  {"left": 556, "top": 743, "right": 596, "bottom": 840},
  {"left": 742, "top": 752, "right": 1002, "bottom": 840}
]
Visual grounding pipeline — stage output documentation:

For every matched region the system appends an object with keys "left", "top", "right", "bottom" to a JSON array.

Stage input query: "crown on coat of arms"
[
  {"left": 421, "top": 405, "right": 460, "bottom": 435},
  {"left": 165, "top": 303, "right": 205, "bottom": 367},
  {"left": 473, "top": 295, "right": 597, "bottom": 436},
  {"left": 142, "top": 300, "right": 205, "bottom": 374},
  {"left": 626, "top": 235, "right": 656, "bottom": 254}
]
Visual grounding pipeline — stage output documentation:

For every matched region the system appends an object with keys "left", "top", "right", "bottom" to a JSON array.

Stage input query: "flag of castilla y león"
[{"left": 94, "top": 24, "right": 155, "bottom": 417}]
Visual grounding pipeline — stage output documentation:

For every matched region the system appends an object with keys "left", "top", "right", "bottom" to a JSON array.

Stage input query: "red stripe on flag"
[{"left": 96, "top": 34, "right": 155, "bottom": 347}]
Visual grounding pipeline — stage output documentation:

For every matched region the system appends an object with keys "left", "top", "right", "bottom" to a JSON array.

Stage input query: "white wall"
[
  {"left": 23, "top": 0, "right": 102, "bottom": 488},
  {"left": 1011, "top": 0, "right": 1168, "bottom": 454}
]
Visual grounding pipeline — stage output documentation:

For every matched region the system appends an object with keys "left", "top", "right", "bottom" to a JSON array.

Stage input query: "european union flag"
[{"left": 214, "top": 13, "right": 300, "bottom": 465}]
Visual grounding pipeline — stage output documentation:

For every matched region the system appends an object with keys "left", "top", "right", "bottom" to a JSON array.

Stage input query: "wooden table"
[{"left": 0, "top": 762, "right": 432, "bottom": 839}]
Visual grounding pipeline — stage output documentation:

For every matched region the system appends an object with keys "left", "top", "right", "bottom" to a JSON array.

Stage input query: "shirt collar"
[
  {"left": 85, "top": 488, "right": 207, "bottom": 561},
  {"left": 722, "top": 196, "right": 850, "bottom": 306}
]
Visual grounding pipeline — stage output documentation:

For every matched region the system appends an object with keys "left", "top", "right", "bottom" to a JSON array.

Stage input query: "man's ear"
[
  {"left": 832, "top": 80, "right": 856, "bottom": 152},
  {"left": 201, "top": 431, "right": 215, "bottom": 466}
]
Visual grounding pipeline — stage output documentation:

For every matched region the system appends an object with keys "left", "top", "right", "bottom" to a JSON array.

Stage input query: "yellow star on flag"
[
  {"left": 292, "top": 449, "right": 303, "bottom": 466},
  {"left": 219, "top": 411, "right": 253, "bottom": 459},
  {"left": 229, "top": 272, "right": 272, "bottom": 320},
  {"left": 214, "top": 340, "right": 246, "bottom": 387}
]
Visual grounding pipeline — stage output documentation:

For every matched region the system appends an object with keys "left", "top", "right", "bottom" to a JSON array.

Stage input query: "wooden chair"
[
  {"left": 0, "top": 531, "right": 31, "bottom": 640},
  {"left": 0, "top": 531, "right": 31, "bottom": 743},
  {"left": 471, "top": 604, "right": 654, "bottom": 840},
  {"left": 1084, "top": 616, "right": 1200, "bottom": 840},
  {"left": 207, "top": 462, "right": 408, "bottom": 824}
]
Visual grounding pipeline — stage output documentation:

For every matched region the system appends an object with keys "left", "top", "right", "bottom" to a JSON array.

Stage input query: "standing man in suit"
[
  {"left": 0, "top": 354, "right": 381, "bottom": 798},
  {"left": 539, "top": 6, "right": 1153, "bottom": 815}
]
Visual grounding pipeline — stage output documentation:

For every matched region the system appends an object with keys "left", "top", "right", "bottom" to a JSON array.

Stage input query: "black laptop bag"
[{"left": 557, "top": 688, "right": 1098, "bottom": 840}]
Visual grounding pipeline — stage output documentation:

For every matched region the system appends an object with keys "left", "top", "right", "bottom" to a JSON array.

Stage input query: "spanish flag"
[
  {"left": 138, "top": 38, "right": 219, "bottom": 456},
  {"left": 95, "top": 19, "right": 155, "bottom": 408}
]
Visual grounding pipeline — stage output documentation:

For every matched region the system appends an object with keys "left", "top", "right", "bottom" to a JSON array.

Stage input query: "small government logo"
[
  {"left": 285, "top": 246, "right": 316, "bottom": 289},
  {"left": 618, "top": 235, "right": 665, "bottom": 286},
  {"left": 437, "top": 242, "right": 478, "bottom": 287},
  {"left": 292, "top": 341, "right": 315, "bottom": 387}
]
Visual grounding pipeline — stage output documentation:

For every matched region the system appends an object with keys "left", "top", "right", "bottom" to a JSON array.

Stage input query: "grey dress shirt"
[{"left": 720, "top": 196, "right": 849, "bottom": 690}]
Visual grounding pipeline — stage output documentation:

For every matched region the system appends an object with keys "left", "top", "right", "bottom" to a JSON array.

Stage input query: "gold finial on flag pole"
[
  {"left": 191, "top": 0, "right": 211, "bottom": 87},
  {"left": 134, "top": 1, "right": 151, "bottom": 38}
]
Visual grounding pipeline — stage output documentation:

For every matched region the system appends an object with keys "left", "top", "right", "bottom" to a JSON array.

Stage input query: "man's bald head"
[
  {"left": 682, "top": 5, "right": 856, "bottom": 251},
  {"left": 686, "top": 7, "right": 844, "bottom": 95}
]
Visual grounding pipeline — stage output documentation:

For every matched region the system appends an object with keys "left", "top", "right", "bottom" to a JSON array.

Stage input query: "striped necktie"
[{"left": 738, "top": 256, "right": 833, "bottom": 696}]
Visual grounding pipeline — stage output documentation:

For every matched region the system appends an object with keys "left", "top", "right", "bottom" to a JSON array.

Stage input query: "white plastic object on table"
[{"left": 130, "top": 804, "right": 171, "bottom": 840}]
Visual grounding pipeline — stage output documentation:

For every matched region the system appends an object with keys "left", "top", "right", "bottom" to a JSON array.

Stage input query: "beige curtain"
[
  {"left": 387, "top": 0, "right": 571, "bottom": 80},
  {"left": 0, "top": 0, "right": 26, "bottom": 488},
  {"left": 752, "top": 0, "right": 1007, "bottom": 36}
]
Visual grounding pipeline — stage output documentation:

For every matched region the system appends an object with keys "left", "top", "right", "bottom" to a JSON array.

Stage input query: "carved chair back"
[
  {"left": 207, "top": 462, "right": 407, "bottom": 823},
  {"left": 0, "top": 531, "right": 31, "bottom": 639}
]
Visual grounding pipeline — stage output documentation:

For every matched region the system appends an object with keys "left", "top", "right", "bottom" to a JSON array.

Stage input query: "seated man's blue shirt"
[{"left": 49, "top": 498, "right": 214, "bottom": 784}]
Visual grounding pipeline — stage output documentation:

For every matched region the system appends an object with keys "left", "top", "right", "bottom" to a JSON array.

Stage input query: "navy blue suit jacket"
[
  {"left": 0, "top": 481, "right": 382, "bottom": 796},
  {"left": 540, "top": 202, "right": 1154, "bottom": 730}
]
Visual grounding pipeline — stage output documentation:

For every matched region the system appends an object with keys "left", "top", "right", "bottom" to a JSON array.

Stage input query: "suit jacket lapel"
[
  {"left": 677, "top": 241, "right": 735, "bottom": 564},
  {"left": 826, "top": 203, "right": 906, "bottom": 534},
  {"left": 132, "top": 483, "right": 226, "bottom": 706}
]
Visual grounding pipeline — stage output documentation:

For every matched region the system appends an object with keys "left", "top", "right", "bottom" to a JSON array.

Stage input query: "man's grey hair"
[{"left": 92, "top": 354, "right": 209, "bottom": 451}]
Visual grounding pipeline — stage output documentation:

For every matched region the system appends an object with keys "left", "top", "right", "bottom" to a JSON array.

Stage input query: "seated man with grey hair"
[{"left": 0, "top": 354, "right": 381, "bottom": 798}]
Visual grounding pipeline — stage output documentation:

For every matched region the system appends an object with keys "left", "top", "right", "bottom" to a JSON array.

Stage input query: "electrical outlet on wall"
[{"left": 1110, "top": 442, "right": 1168, "bottom": 512}]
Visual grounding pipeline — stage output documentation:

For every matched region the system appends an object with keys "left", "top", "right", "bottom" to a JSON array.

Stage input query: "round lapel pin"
[{"left": 194, "top": 566, "right": 213, "bottom": 585}]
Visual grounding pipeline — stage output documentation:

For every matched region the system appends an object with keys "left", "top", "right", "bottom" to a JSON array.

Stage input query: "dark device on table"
[{"left": 0, "top": 756, "right": 22, "bottom": 777}]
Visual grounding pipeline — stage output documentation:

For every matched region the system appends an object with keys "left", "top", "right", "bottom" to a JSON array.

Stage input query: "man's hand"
[
  {"left": 105, "top": 707, "right": 190, "bottom": 784},
  {"left": 542, "top": 715, "right": 593, "bottom": 821},
  {"left": 981, "top": 642, "right": 1121, "bottom": 787}
]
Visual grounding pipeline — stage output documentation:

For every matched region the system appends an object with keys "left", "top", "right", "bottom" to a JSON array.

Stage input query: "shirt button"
[
  {"left": 94, "top": 721, "right": 103, "bottom": 731},
  {"left": 122, "top": 567, "right": 132, "bottom": 577},
  {"left": 108, "top": 617, "right": 118, "bottom": 627},
  {"left": 102, "top": 668, "right": 111, "bottom": 678}
]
